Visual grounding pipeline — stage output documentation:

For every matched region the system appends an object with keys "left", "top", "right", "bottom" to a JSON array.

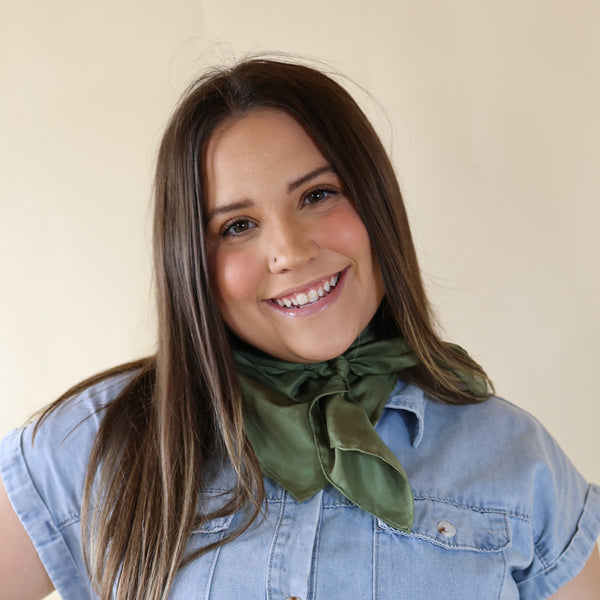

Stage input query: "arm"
[
  {"left": 0, "top": 476, "right": 54, "bottom": 600},
  {"left": 549, "top": 544, "right": 600, "bottom": 599}
]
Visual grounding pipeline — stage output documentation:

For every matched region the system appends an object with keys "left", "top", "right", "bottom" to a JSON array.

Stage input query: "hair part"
[{"left": 34, "top": 57, "right": 492, "bottom": 599}]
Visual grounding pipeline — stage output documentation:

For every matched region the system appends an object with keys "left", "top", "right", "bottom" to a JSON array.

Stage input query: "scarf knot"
[{"left": 331, "top": 355, "right": 351, "bottom": 382}]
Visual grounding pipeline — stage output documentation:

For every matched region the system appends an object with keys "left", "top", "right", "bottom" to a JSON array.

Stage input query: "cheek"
[
  {"left": 324, "top": 204, "right": 385, "bottom": 303},
  {"left": 211, "top": 248, "right": 262, "bottom": 317},
  {"left": 323, "top": 204, "right": 374, "bottom": 260}
]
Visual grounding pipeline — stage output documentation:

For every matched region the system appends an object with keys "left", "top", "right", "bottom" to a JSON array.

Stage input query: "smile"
[{"left": 270, "top": 272, "right": 341, "bottom": 309}]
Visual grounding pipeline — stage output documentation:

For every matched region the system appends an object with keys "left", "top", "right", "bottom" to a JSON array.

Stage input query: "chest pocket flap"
[
  {"left": 191, "top": 487, "right": 236, "bottom": 535},
  {"left": 192, "top": 514, "right": 235, "bottom": 535},
  {"left": 378, "top": 497, "right": 510, "bottom": 552}
]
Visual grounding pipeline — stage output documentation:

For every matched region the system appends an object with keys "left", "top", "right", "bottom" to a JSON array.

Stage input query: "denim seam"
[
  {"left": 373, "top": 515, "right": 380, "bottom": 600},
  {"left": 323, "top": 497, "right": 528, "bottom": 525},
  {"left": 202, "top": 488, "right": 284, "bottom": 503},
  {"left": 377, "top": 511, "right": 512, "bottom": 553},
  {"left": 55, "top": 513, "right": 81, "bottom": 530},
  {"left": 497, "top": 546, "right": 508, "bottom": 600},
  {"left": 413, "top": 494, "right": 529, "bottom": 521},
  {"left": 266, "top": 488, "right": 287, "bottom": 600},
  {"left": 533, "top": 539, "right": 551, "bottom": 570},
  {"left": 308, "top": 498, "right": 323, "bottom": 600},
  {"left": 322, "top": 501, "right": 357, "bottom": 509},
  {"left": 193, "top": 514, "right": 235, "bottom": 534},
  {"left": 203, "top": 544, "right": 223, "bottom": 600},
  {"left": 380, "top": 530, "right": 509, "bottom": 553},
  {"left": 265, "top": 497, "right": 285, "bottom": 504}
]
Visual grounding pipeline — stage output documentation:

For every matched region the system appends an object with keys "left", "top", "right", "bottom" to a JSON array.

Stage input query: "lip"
[
  {"left": 264, "top": 267, "right": 348, "bottom": 318},
  {"left": 269, "top": 270, "right": 343, "bottom": 300}
]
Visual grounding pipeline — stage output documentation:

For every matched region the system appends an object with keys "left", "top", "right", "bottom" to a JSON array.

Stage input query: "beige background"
[{"left": 1, "top": 2, "right": 598, "bottom": 598}]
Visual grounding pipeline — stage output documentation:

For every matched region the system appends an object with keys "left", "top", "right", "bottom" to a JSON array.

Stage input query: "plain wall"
[{"left": 1, "top": 2, "right": 598, "bottom": 598}]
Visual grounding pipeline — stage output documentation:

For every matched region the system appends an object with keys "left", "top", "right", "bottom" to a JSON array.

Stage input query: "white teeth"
[
  {"left": 272, "top": 272, "right": 342, "bottom": 308},
  {"left": 296, "top": 293, "right": 309, "bottom": 306}
]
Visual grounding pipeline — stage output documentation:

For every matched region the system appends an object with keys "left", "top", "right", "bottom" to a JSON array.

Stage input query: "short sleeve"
[
  {"left": 512, "top": 418, "right": 600, "bottom": 599},
  {"left": 0, "top": 373, "right": 133, "bottom": 600}
]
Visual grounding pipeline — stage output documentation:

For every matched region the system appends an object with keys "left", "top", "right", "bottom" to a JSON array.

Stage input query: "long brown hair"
[{"left": 35, "top": 57, "right": 491, "bottom": 599}]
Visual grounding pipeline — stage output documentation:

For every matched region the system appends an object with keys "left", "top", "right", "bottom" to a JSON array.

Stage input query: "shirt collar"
[{"left": 384, "top": 379, "right": 426, "bottom": 448}]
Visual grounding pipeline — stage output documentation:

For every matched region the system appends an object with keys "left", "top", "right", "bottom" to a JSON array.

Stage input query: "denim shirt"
[{"left": 1, "top": 374, "right": 599, "bottom": 600}]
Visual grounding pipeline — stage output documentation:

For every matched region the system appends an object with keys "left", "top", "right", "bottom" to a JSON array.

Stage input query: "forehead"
[
  {"left": 207, "top": 108, "right": 315, "bottom": 155},
  {"left": 203, "top": 109, "right": 329, "bottom": 198}
]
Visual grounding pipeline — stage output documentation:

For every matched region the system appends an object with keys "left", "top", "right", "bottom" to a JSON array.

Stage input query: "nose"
[{"left": 267, "top": 220, "right": 319, "bottom": 273}]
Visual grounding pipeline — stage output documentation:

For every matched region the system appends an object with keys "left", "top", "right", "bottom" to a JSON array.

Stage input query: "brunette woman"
[{"left": 2, "top": 58, "right": 599, "bottom": 600}]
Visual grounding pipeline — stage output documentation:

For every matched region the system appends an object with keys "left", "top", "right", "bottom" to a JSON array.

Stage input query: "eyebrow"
[
  {"left": 206, "top": 199, "right": 254, "bottom": 222},
  {"left": 206, "top": 165, "right": 335, "bottom": 222},
  {"left": 287, "top": 165, "right": 335, "bottom": 192}
]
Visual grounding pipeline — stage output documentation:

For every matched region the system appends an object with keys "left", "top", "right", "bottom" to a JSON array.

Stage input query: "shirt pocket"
[{"left": 374, "top": 497, "right": 514, "bottom": 600}]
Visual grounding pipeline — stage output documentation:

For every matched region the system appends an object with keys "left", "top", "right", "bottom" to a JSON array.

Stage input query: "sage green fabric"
[{"left": 233, "top": 331, "right": 420, "bottom": 531}]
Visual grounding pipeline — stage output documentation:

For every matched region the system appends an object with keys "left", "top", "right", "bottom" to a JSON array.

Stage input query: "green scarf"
[{"left": 233, "top": 329, "right": 422, "bottom": 531}]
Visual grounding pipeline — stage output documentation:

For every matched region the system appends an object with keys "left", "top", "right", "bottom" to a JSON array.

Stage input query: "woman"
[{"left": 1, "top": 58, "right": 599, "bottom": 600}]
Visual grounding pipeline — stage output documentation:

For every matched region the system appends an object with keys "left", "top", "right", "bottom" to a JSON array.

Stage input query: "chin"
[{"left": 284, "top": 335, "right": 358, "bottom": 364}]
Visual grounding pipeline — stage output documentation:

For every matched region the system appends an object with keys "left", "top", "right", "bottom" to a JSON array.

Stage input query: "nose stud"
[{"left": 272, "top": 257, "right": 277, "bottom": 263}]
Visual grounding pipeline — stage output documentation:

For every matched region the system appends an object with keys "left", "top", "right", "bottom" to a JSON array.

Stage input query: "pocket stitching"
[{"left": 376, "top": 500, "right": 511, "bottom": 553}]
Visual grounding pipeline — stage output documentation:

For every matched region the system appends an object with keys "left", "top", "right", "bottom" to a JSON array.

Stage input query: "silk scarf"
[
  {"left": 233, "top": 328, "right": 425, "bottom": 530},
  {"left": 233, "top": 330, "right": 486, "bottom": 531}
]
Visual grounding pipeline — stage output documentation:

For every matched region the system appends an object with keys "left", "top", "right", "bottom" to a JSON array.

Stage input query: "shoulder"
[
  {"left": 425, "top": 391, "right": 555, "bottom": 442},
  {"left": 423, "top": 394, "right": 584, "bottom": 500},
  {"left": 0, "top": 370, "right": 137, "bottom": 598},
  {"left": 382, "top": 379, "right": 599, "bottom": 538},
  {"left": 26, "top": 370, "right": 137, "bottom": 456},
  {"left": 1, "top": 370, "right": 137, "bottom": 519},
  {"left": 382, "top": 379, "right": 563, "bottom": 471},
  {"left": 407, "top": 386, "right": 573, "bottom": 472},
  {"left": 381, "top": 381, "right": 600, "bottom": 598}
]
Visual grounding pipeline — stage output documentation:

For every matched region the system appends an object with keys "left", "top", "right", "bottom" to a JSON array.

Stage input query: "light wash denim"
[{"left": 2, "top": 374, "right": 599, "bottom": 599}]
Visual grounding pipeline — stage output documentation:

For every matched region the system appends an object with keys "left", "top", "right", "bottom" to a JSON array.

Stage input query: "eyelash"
[
  {"left": 220, "top": 218, "right": 256, "bottom": 238},
  {"left": 301, "top": 185, "right": 339, "bottom": 207},
  {"left": 219, "top": 184, "right": 340, "bottom": 238}
]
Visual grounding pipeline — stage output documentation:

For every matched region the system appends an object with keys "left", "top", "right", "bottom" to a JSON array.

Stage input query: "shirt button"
[
  {"left": 437, "top": 520, "right": 456, "bottom": 538},
  {"left": 285, "top": 597, "right": 302, "bottom": 600}
]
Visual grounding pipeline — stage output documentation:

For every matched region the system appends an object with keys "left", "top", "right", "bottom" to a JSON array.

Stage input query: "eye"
[
  {"left": 221, "top": 219, "right": 256, "bottom": 237},
  {"left": 301, "top": 186, "right": 339, "bottom": 207}
]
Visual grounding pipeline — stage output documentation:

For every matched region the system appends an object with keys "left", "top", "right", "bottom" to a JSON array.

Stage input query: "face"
[{"left": 204, "top": 109, "right": 385, "bottom": 363}]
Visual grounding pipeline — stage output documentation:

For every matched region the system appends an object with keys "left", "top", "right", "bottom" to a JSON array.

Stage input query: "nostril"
[{"left": 267, "top": 238, "right": 319, "bottom": 271}]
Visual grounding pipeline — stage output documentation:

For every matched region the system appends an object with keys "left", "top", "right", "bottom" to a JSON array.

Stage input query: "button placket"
[{"left": 266, "top": 490, "right": 322, "bottom": 600}]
